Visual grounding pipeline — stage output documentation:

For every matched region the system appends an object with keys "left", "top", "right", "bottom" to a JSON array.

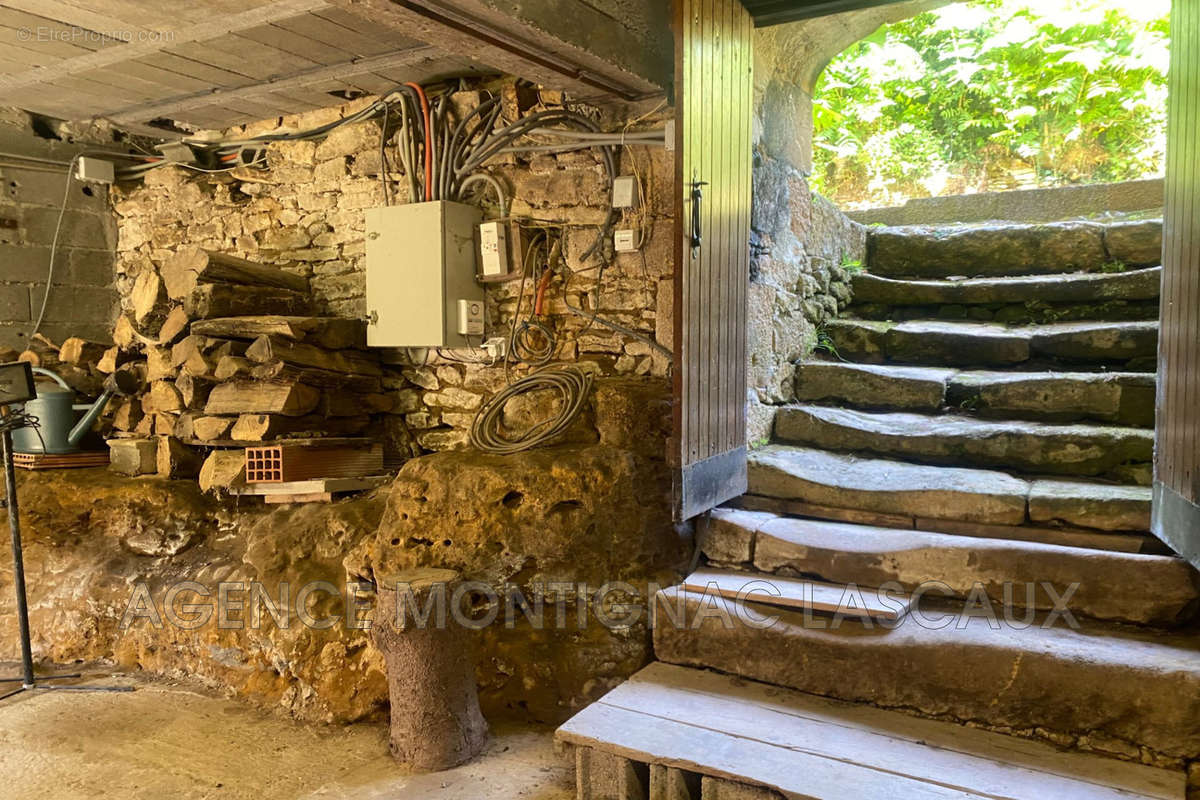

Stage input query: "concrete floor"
[{"left": 0, "top": 667, "right": 574, "bottom": 800}]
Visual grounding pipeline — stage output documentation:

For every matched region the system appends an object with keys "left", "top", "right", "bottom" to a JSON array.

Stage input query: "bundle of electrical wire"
[
  {"left": 469, "top": 366, "right": 593, "bottom": 454},
  {"left": 0, "top": 409, "right": 40, "bottom": 437}
]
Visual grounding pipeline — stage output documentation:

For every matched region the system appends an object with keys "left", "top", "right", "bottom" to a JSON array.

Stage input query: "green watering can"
[{"left": 12, "top": 367, "right": 137, "bottom": 454}]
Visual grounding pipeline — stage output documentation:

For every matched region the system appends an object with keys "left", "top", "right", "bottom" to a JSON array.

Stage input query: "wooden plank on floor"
[
  {"left": 681, "top": 568, "right": 912, "bottom": 621},
  {"left": 558, "top": 663, "right": 1185, "bottom": 800}
]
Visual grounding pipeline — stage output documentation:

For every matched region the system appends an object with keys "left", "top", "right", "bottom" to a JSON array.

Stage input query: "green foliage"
[
  {"left": 840, "top": 256, "right": 866, "bottom": 274},
  {"left": 812, "top": 0, "right": 1169, "bottom": 208}
]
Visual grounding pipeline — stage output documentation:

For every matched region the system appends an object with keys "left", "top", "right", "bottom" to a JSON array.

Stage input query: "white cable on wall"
[{"left": 31, "top": 154, "right": 81, "bottom": 337}]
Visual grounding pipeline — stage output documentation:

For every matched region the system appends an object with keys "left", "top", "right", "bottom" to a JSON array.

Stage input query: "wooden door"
[
  {"left": 1155, "top": 0, "right": 1200, "bottom": 568},
  {"left": 671, "top": 0, "right": 754, "bottom": 520}
]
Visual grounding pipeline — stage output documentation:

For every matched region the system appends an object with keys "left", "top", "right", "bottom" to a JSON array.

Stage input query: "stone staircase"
[{"left": 557, "top": 219, "right": 1200, "bottom": 799}]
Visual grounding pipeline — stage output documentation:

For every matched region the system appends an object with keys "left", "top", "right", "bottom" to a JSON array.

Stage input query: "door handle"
[{"left": 690, "top": 179, "right": 708, "bottom": 257}]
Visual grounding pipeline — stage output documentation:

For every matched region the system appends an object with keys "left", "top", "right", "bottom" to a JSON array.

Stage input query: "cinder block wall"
[{"left": 0, "top": 110, "right": 118, "bottom": 352}]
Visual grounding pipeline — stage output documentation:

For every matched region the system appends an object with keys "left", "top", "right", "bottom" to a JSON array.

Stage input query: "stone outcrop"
[{"left": 0, "top": 440, "right": 683, "bottom": 726}]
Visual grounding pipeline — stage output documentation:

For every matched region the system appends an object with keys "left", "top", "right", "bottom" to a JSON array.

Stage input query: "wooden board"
[
  {"left": 13, "top": 450, "right": 110, "bottom": 470},
  {"left": 681, "top": 568, "right": 912, "bottom": 621},
  {"left": 672, "top": 0, "right": 754, "bottom": 519},
  {"left": 264, "top": 492, "right": 334, "bottom": 504},
  {"left": 1155, "top": 0, "right": 1200, "bottom": 569},
  {"left": 190, "top": 316, "right": 366, "bottom": 349},
  {"left": 557, "top": 663, "right": 1184, "bottom": 800},
  {"left": 231, "top": 475, "right": 390, "bottom": 496}
]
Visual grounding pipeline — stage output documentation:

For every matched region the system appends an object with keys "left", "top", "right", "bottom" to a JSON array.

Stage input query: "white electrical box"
[
  {"left": 75, "top": 157, "right": 114, "bottom": 184},
  {"left": 365, "top": 201, "right": 484, "bottom": 348},
  {"left": 614, "top": 229, "right": 638, "bottom": 252},
  {"left": 457, "top": 298, "right": 485, "bottom": 335},
  {"left": 612, "top": 175, "right": 639, "bottom": 208},
  {"left": 479, "top": 221, "right": 509, "bottom": 278}
]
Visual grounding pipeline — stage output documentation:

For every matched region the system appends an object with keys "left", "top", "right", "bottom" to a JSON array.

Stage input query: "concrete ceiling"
[{"left": 0, "top": 0, "right": 667, "bottom": 136}]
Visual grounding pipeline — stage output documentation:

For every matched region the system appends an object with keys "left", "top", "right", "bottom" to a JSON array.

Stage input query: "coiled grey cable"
[{"left": 469, "top": 366, "right": 593, "bottom": 454}]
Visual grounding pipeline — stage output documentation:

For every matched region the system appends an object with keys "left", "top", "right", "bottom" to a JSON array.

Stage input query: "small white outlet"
[
  {"left": 482, "top": 336, "right": 507, "bottom": 360},
  {"left": 457, "top": 298, "right": 485, "bottom": 336},
  {"left": 614, "top": 229, "right": 639, "bottom": 253}
]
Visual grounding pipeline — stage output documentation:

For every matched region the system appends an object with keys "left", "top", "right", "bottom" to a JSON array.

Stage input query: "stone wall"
[
  {"left": 0, "top": 109, "right": 118, "bottom": 351},
  {"left": 111, "top": 82, "right": 673, "bottom": 456},
  {"left": 744, "top": 2, "right": 943, "bottom": 443}
]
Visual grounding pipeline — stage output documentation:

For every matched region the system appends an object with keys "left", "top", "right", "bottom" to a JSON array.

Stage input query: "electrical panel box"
[
  {"left": 365, "top": 201, "right": 484, "bottom": 348},
  {"left": 479, "top": 221, "right": 509, "bottom": 278},
  {"left": 614, "top": 229, "right": 638, "bottom": 252}
]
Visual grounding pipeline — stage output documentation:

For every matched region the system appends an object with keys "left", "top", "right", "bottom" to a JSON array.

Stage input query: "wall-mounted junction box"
[
  {"left": 365, "top": 201, "right": 484, "bottom": 348},
  {"left": 612, "top": 175, "right": 639, "bottom": 208},
  {"left": 479, "top": 221, "right": 509, "bottom": 278},
  {"left": 75, "top": 157, "right": 114, "bottom": 184},
  {"left": 614, "top": 229, "right": 639, "bottom": 252}
]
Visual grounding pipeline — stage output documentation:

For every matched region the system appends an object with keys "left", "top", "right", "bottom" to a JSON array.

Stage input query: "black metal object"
[
  {"left": 689, "top": 178, "right": 708, "bottom": 257},
  {"left": 674, "top": 446, "right": 749, "bottom": 521},
  {"left": 0, "top": 415, "right": 132, "bottom": 701}
]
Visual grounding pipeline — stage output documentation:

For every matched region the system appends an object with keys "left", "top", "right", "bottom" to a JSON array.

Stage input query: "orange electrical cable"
[
  {"left": 404, "top": 82, "right": 432, "bottom": 201},
  {"left": 534, "top": 269, "right": 553, "bottom": 316}
]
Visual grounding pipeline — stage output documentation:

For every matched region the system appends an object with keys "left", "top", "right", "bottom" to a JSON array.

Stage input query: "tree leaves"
[{"left": 811, "top": 0, "right": 1169, "bottom": 208}]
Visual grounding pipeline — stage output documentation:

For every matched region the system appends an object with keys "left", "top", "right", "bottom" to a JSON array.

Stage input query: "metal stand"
[{"left": 0, "top": 424, "right": 132, "bottom": 701}]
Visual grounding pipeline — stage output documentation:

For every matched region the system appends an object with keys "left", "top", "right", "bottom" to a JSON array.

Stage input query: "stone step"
[
  {"left": 557, "top": 662, "right": 1186, "bottom": 800},
  {"left": 774, "top": 405, "right": 1153, "bottom": 479},
  {"left": 794, "top": 361, "right": 1155, "bottom": 426},
  {"left": 868, "top": 219, "right": 1161, "bottom": 279},
  {"left": 748, "top": 444, "right": 1152, "bottom": 531},
  {"left": 851, "top": 266, "right": 1161, "bottom": 307},
  {"left": 682, "top": 566, "right": 914, "bottom": 622},
  {"left": 653, "top": 586, "right": 1200, "bottom": 765},
  {"left": 699, "top": 509, "right": 1199, "bottom": 627},
  {"left": 825, "top": 319, "right": 1158, "bottom": 368}
]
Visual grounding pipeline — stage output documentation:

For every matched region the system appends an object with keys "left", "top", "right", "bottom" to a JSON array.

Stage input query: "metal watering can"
[{"left": 12, "top": 367, "right": 137, "bottom": 454}]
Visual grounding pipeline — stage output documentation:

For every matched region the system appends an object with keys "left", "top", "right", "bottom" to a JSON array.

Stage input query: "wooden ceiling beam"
[
  {"left": 105, "top": 44, "right": 458, "bottom": 125},
  {"left": 325, "top": 0, "right": 663, "bottom": 99},
  {"left": 0, "top": 0, "right": 329, "bottom": 91}
]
